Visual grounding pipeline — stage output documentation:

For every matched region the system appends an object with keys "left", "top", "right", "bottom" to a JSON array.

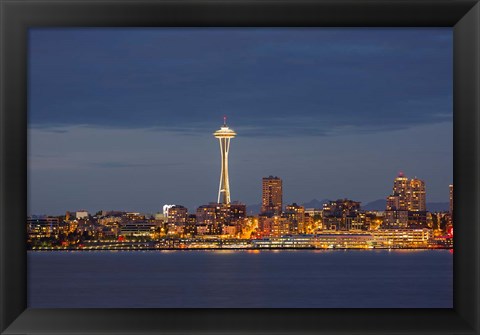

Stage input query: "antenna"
[{"left": 223, "top": 115, "right": 227, "bottom": 126}]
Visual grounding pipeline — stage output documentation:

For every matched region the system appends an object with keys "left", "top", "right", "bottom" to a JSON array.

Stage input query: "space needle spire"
[{"left": 213, "top": 116, "right": 237, "bottom": 204}]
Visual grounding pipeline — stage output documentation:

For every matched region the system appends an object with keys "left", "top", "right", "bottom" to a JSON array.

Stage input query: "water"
[{"left": 28, "top": 249, "right": 452, "bottom": 308}]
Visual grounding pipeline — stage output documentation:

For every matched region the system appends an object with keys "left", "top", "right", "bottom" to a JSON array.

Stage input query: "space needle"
[{"left": 213, "top": 116, "right": 237, "bottom": 204}]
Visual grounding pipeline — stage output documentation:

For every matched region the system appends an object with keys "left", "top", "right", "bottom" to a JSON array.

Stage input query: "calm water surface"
[{"left": 28, "top": 249, "right": 452, "bottom": 308}]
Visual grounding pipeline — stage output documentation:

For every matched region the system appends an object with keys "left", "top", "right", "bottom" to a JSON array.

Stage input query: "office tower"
[
  {"left": 392, "top": 172, "right": 409, "bottom": 210},
  {"left": 407, "top": 177, "right": 426, "bottom": 227},
  {"left": 213, "top": 116, "right": 237, "bottom": 204},
  {"left": 261, "top": 176, "right": 283, "bottom": 215},
  {"left": 385, "top": 173, "right": 409, "bottom": 228},
  {"left": 384, "top": 173, "right": 427, "bottom": 228},
  {"left": 408, "top": 178, "right": 426, "bottom": 212}
]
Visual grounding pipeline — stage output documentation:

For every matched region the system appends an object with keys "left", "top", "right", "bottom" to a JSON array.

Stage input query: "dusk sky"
[{"left": 28, "top": 28, "right": 452, "bottom": 215}]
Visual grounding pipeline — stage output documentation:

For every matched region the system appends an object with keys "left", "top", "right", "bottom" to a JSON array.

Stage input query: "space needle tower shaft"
[{"left": 213, "top": 116, "right": 237, "bottom": 204}]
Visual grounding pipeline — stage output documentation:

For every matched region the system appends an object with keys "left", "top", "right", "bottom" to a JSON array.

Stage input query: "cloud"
[
  {"left": 92, "top": 161, "right": 182, "bottom": 169},
  {"left": 29, "top": 28, "right": 452, "bottom": 139}
]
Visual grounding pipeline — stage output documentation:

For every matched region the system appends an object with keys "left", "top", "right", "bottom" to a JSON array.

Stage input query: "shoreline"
[{"left": 27, "top": 246, "right": 453, "bottom": 251}]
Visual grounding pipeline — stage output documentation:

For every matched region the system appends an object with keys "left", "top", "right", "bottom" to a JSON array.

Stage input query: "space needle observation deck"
[{"left": 213, "top": 117, "right": 237, "bottom": 204}]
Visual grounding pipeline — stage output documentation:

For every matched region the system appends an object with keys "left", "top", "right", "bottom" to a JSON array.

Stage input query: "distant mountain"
[
  {"left": 302, "top": 198, "right": 330, "bottom": 209},
  {"left": 363, "top": 199, "right": 449, "bottom": 212}
]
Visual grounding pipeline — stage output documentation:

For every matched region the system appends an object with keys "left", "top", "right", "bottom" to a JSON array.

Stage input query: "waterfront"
[{"left": 28, "top": 249, "right": 452, "bottom": 308}]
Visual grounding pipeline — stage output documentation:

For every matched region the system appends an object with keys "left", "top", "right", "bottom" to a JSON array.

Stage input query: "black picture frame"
[{"left": 1, "top": 0, "right": 479, "bottom": 334}]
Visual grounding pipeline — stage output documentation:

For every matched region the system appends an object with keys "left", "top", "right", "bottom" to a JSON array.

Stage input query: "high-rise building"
[
  {"left": 284, "top": 203, "right": 305, "bottom": 234},
  {"left": 213, "top": 117, "right": 237, "bottom": 204},
  {"left": 408, "top": 178, "right": 426, "bottom": 212},
  {"left": 392, "top": 172, "right": 409, "bottom": 210},
  {"left": 165, "top": 206, "right": 188, "bottom": 236},
  {"left": 384, "top": 173, "right": 427, "bottom": 228},
  {"left": 196, "top": 204, "right": 216, "bottom": 224},
  {"left": 261, "top": 176, "right": 283, "bottom": 215},
  {"left": 386, "top": 195, "right": 400, "bottom": 210}
]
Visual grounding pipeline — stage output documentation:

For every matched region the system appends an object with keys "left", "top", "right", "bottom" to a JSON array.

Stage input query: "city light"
[{"left": 27, "top": 123, "right": 453, "bottom": 251}]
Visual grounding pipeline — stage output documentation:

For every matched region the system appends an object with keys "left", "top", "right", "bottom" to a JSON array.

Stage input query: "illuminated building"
[
  {"left": 98, "top": 216, "right": 122, "bottom": 225},
  {"left": 184, "top": 214, "right": 197, "bottom": 236},
  {"left": 386, "top": 195, "right": 400, "bottom": 211},
  {"left": 252, "top": 229, "right": 433, "bottom": 249},
  {"left": 261, "top": 176, "right": 283, "bottom": 215},
  {"left": 284, "top": 203, "right": 305, "bottom": 234},
  {"left": 304, "top": 208, "right": 322, "bottom": 217},
  {"left": 392, "top": 172, "right": 409, "bottom": 209},
  {"left": 222, "top": 225, "right": 237, "bottom": 237},
  {"left": 305, "top": 208, "right": 323, "bottom": 231},
  {"left": 371, "top": 228, "right": 432, "bottom": 247},
  {"left": 303, "top": 213, "right": 314, "bottom": 233},
  {"left": 385, "top": 173, "right": 427, "bottom": 228},
  {"left": 227, "top": 202, "right": 247, "bottom": 234},
  {"left": 196, "top": 202, "right": 246, "bottom": 236},
  {"left": 163, "top": 204, "right": 175, "bottom": 218},
  {"left": 196, "top": 204, "right": 217, "bottom": 226},
  {"left": 120, "top": 220, "right": 157, "bottom": 237},
  {"left": 252, "top": 233, "right": 373, "bottom": 249},
  {"left": 213, "top": 116, "right": 237, "bottom": 204},
  {"left": 408, "top": 178, "right": 426, "bottom": 212},
  {"left": 154, "top": 212, "right": 165, "bottom": 221},
  {"left": 196, "top": 224, "right": 209, "bottom": 235},
  {"left": 257, "top": 214, "right": 289, "bottom": 237},
  {"left": 124, "top": 212, "right": 144, "bottom": 221},
  {"left": 385, "top": 190, "right": 408, "bottom": 228},
  {"left": 75, "top": 210, "right": 89, "bottom": 220},
  {"left": 27, "top": 216, "right": 61, "bottom": 238},
  {"left": 196, "top": 203, "right": 222, "bottom": 235},
  {"left": 99, "top": 226, "right": 119, "bottom": 239},
  {"left": 257, "top": 214, "right": 274, "bottom": 237},
  {"left": 166, "top": 205, "right": 188, "bottom": 235},
  {"left": 408, "top": 211, "right": 427, "bottom": 228},
  {"left": 252, "top": 235, "right": 315, "bottom": 248},
  {"left": 228, "top": 202, "right": 247, "bottom": 222},
  {"left": 384, "top": 209, "right": 408, "bottom": 228},
  {"left": 351, "top": 212, "right": 366, "bottom": 231},
  {"left": 167, "top": 205, "right": 188, "bottom": 225},
  {"left": 312, "top": 233, "right": 373, "bottom": 249},
  {"left": 322, "top": 199, "right": 361, "bottom": 231},
  {"left": 407, "top": 178, "right": 427, "bottom": 226}
]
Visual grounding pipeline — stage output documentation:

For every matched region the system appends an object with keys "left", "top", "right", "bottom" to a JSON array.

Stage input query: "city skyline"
[
  {"left": 28, "top": 168, "right": 451, "bottom": 217},
  {"left": 28, "top": 170, "right": 453, "bottom": 249},
  {"left": 28, "top": 28, "right": 452, "bottom": 215}
]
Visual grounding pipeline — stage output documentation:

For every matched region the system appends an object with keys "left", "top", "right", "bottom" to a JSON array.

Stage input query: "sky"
[{"left": 28, "top": 28, "right": 453, "bottom": 215}]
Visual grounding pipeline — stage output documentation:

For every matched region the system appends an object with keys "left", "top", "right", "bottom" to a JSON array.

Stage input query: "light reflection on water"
[{"left": 28, "top": 249, "right": 452, "bottom": 308}]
